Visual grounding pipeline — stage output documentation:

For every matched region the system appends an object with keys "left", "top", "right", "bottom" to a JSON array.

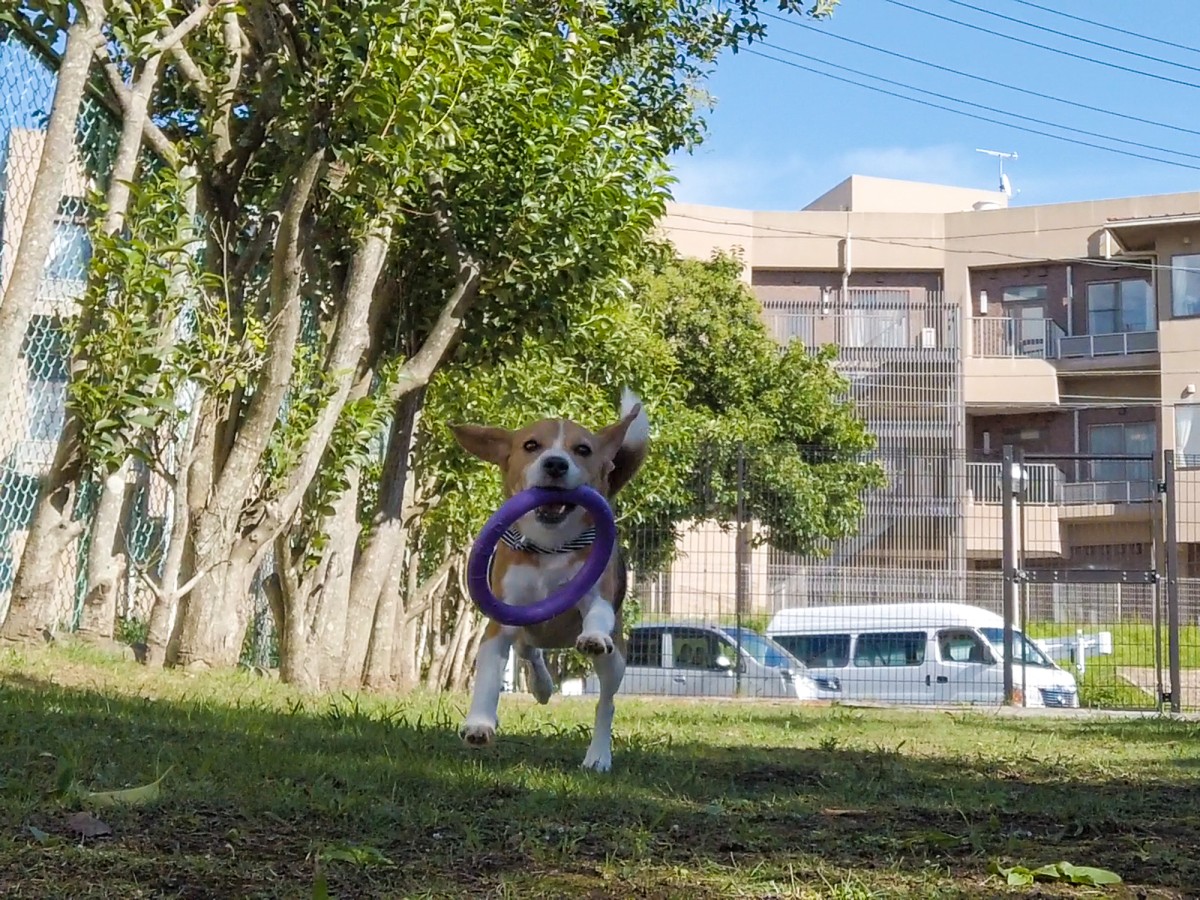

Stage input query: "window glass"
[
  {"left": 1087, "top": 280, "right": 1154, "bottom": 333},
  {"left": 775, "top": 633, "right": 851, "bottom": 668},
  {"left": 44, "top": 221, "right": 91, "bottom": 282},
  {"left": 979, "top": 627, "right": 1056, "bottom": 668},
  {"left": 1001, "top": 285, "right": 1048, "bottom": 303},
  {"left": 671, "top": 630, "right": 717, "bottom": 670},
  {"left": 1172, "top": 253, "right": 1200, "bottom": 318},
  {"left": 938, "top": 629, "right": 992, "bottom": 664},
  {"left": 722, "top": 627, "right": 798, "bottom": 669},
  {"left": 626, "top": 629, "right": 662, "bottom": 667},
  {"left": 853, "top": 631, "right": 927, "bottom": 667}
]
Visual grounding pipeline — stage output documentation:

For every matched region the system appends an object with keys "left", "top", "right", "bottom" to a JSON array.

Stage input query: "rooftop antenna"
[{"left": 976, "top": 148, "right": 1018, "bottom": 197}]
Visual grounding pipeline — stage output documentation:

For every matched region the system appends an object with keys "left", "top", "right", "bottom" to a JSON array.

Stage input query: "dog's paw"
[
  {"left": 581, "top": 748, "right": 613, "bottom": 772},
  {"left": 529, "top": 669, "right": 554, "bottom": 705},
  {"left": 575, "top": 632, "right": 614, "bottom": 657},
  {"left": 459, "top": 721, "right": 496, "bottom": 748}
]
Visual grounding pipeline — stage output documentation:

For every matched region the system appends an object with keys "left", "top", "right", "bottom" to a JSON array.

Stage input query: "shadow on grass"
[{"left": 1, "top": 673, "right": 1198, "bottom": 899}]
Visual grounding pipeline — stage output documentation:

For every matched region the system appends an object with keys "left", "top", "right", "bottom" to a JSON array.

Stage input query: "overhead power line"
[
  {"left": 743, "top": 47, "right": 1200, "bottom": 173},
  {"left": 762, "top": 13, "right": 1200, "bottom": 140},
  {"left": 1003, "top": 0, "right": 1200, "bottom": 57},
  {"left": 880, "top": 0, "right": 1200, "bottom": 91},
  {"left": 941, "top": 0, "right": 1200, "bottom": 76},
  {"left": 758, "top": 40, "right": 1200, "bottom": 164},
  {"left": 662, "top": 214, "right": 1200, "bottom": 276}
]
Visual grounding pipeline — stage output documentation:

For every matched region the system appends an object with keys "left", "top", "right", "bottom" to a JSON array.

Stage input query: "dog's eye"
[
  {"left": 522, "top": 439, "right": 540, "bottom": 453},
  {"left": 574, "top": 444, "right": 592, "bottom": 457}
]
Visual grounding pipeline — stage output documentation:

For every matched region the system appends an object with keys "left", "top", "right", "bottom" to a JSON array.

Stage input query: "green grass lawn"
[{"left": 2, "top": 643, "right": 1199, "bottom": 899}]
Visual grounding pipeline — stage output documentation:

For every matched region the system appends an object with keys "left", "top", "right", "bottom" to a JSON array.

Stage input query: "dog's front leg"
[
  {"left": 460, "top": 621, "right": 515, "bottom": 748},
  {"left": 575, "top": 589, "right": 616, "bottom": 657},
  {"left": 575, "top": 590, "right": 624, "bottom": 772},
  {"left": 582, "top": 637, "right": 624, "bottom": 772}
]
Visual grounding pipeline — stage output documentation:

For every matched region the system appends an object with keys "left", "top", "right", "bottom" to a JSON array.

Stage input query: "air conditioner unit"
[{"left": 918, "top": 327, "right": 937, "bottom": 349}]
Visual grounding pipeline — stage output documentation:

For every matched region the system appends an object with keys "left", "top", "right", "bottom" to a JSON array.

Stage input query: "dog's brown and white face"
[{"left": 451, "top": 395, "right": 647, "bottom": 543}]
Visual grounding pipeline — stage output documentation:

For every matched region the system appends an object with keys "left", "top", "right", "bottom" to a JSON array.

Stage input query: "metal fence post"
[
  {"left": 734, "top": 443, "right": 748, "bottom": 698},
  {"left": 1164, "top": 450, "right": 1182, "bottom": 714},
  {"left": 1001, "top": 444, "right": 1018, "bottom": 705}
]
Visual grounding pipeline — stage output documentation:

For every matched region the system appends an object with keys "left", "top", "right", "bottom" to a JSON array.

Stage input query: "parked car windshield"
[
  {"left": 979, "top": 627, "right": 1056, "bottom": 668},
  {"left": 721, "top": 627, "right": 806, "bottom": 671}
]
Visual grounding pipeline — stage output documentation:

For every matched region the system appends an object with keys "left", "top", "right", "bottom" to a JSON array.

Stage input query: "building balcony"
[
  {"left": 971, "top": 316, "right": 1158, "bottom": 364},
  {"left": 965, "top": 461, "right": 1155, "bottom": 558},
  {"left": 965, "top": 318, "right": 1061, "bottom": 410}
]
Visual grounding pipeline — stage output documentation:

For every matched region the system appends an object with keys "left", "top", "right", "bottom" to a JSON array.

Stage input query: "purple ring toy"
[{"left": 466, "top": 485, "right": 617, "bottom": 627}]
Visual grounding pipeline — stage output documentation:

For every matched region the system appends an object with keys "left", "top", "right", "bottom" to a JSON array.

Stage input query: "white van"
[
  {"left": 765, "top": 602, "right": 1080, "bottom": 708},
  {"left": 582, "top": 621, "right": 824, "bottom": 700}
]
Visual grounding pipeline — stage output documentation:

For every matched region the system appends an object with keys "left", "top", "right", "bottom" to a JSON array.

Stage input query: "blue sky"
[{"left": 670, "top": 0, "right": 1200, "bottom": 210}]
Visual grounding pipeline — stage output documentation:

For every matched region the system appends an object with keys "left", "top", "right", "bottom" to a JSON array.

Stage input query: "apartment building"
[{"left": 656, "top": 174, "right": 1200, "bottom": 614}]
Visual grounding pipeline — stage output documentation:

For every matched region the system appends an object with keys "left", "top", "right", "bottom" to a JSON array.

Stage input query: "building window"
[
  {"left": 21, "top": 316, "right": 71, "bottom": 444},
  {"left": 845, "top": 290, "right": 908, "bottom": 348},
  {"left": 1176, "top": 404, "right": 1200, "bottom": 469},
  {"left": 1086, "top": 279, "right": 1154, "bottom": 334},
  {"left": 1001, "top": 285, "right": 1048, "bottom": 305},
  {"left": 1089, "top": 422, "right": 1155, "bottom": 482},
  {"left": 1171, "top": 253, "right": 1200, "bottom": 318}
]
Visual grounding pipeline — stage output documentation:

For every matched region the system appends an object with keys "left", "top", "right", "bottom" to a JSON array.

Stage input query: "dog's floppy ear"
[
  {"left": 449, "top": 424, "right": 512, "bottom": 467},
  {"left": 595, "top": 403, "right": 642, "bottom": 461}
]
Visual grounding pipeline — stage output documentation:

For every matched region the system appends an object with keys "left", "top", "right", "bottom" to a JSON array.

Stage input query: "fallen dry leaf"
[{"left": 66, "top": 811, "right": 112, "bottom": 838}]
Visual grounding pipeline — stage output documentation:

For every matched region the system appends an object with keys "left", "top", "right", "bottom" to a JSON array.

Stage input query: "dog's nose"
[{"left": 541, "top": 455, "right": 569, "bottom": 479}]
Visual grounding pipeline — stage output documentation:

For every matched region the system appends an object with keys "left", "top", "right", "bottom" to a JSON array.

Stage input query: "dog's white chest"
[{"left": 500, "top": 556, "right": 585, "bottom": 607}]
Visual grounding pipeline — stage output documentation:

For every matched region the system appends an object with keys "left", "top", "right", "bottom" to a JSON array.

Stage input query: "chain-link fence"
[
  {"left": 0, "top": 28, "right": 90, "bottom": 628},
  {"left": 4, "top": 24, "right": 1200, "bottom": 710}
]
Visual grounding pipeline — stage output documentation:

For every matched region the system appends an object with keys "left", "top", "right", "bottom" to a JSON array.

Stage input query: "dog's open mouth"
[{"left": 535, "top": 500, "right": 577, "bottom": 525}]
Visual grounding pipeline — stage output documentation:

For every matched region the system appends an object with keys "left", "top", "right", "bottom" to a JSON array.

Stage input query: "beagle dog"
[{"left": 449, "top": 388, "right": 650, "bottom": 771}]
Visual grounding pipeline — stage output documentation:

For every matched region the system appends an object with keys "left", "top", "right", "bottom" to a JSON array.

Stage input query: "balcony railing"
[
  {"left": 971, "top": 316, "right": 1065, "bottom": 359},
  {"left": 1058, "top": 329, "right": 1158, "bottom": 358},
  {"left": 971, "top": 316, "right": 1157, "bottom": 361},
  {"left": 968, "top": 462, "right": 1064, "bottom": 504},
  {"left": 966, "top": 462, "right": 1153, "bottom": 506}
]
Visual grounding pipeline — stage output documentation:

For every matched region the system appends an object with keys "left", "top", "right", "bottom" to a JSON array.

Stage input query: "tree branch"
[
  {"left": 153, "top": 0, "right": 231, "bottom": 54},
  {"left": 167, "top": 42, "right": 211, "bottom": 95},
  {"left": 213, "top": 143, "right": 325, "bottom": 507},
  {"left": 238, "top": 219, "right": 392, "bottom": 550},
  {"left": 384, "top": 173, "right": 484, "bottom": 405},
  {"left": 94, "top": 53, "right": 181, "bottom": 168},
  {"left": 211, "top": 9, "right": 244, "bottom": 161}
]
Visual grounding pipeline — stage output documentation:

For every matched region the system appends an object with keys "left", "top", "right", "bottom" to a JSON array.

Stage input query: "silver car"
[{"left": 585, "top": 622, "right": 826, "bottom": 700}]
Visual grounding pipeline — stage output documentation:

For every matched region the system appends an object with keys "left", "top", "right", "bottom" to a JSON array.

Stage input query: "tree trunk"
[
  {"left": 453, "top": 622, "right": 485, "bottom": 693},
  {"left": 314, "top": 473, "right": 361, "bottom": 688},
  {"left": 3, "top": 42, "right": 172, "bottom": 643},
  {"left": 0, "top": 473, "right": 83, "bottom": 641},
  {"left": 76, "top": 470, "right": 129, "bottom": 640},
  {"left": 142, "top": 397, "right": 202, "bottom": 667},
  {"left": 169, "top": 513, "right": 252, "bottom": 669},
  {"left": 274, "top": 472, "right": 361, "bottom": 691},
  {"left": 392, "top": 607, "right": 422, "bottom": 690},
  {"left": 347, "top": 388, "right": 424, "bottom": 668},
  {"left": 355, "top": 389, "right": 424, "bottom": 687},
  {"left": 0, "top": 0, "right": 104, "bottom": 419}
]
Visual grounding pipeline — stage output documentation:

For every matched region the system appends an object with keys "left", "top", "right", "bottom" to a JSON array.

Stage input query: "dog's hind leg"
[
  {"left": 581, "top": 642, "right": 624, "bottom": 772},
  {"left": 460, "top": 622, "right": 515, "bottom": 748},
  {"left": 519, "top": 643, "right": 555, "bottom": 705}
]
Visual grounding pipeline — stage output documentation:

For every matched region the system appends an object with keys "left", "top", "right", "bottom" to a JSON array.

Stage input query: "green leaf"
[{"left": 83, "top": 766, "right": 174, "bottom": 808}]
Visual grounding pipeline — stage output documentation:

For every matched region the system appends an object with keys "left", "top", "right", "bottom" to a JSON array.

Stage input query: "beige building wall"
[{"left": 658, "top": 175, "right": 1200, "bottom": 585}]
